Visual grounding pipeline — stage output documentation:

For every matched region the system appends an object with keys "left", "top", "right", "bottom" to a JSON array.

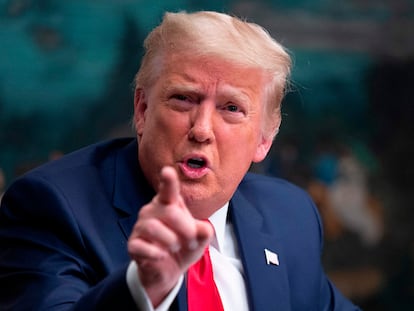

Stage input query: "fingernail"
[
  {"left": 188, "top": 239, "right": 199, "bottom": 250},
  {"left": 170, "top": 243, "right": 181, "bottom": 253}
]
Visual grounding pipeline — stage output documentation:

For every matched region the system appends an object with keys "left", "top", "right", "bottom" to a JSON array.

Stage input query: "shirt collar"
[{"left": 208, "top": 202, "right": 229, "bottom": 253}]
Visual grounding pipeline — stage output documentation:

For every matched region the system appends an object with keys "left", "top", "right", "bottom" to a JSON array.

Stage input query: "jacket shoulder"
[
  {"left": 237, "top": 172, "right": 323, "bottom": 244},
  {"left": 239, "top": 172, "right": 313, "bottom": 204},
  {"left": 26, "top": 138, "right": 136, "bottom": 178}
]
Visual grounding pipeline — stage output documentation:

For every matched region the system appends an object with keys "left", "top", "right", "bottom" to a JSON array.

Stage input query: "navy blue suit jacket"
[{"left": 0, "top": 138, "right": 360, "bottom": 310}]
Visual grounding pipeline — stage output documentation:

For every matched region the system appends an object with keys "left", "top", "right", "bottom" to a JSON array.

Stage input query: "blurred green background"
[{"left": 1, "top": 1, "right": 413, "bottom": 310}]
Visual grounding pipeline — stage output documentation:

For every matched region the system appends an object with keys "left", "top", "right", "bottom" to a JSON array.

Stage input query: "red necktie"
[{"left": 187, "top": 246, "right": 224, "bottom": 311}]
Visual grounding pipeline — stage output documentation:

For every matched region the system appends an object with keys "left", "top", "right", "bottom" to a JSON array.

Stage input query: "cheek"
[
  {"left": 148, "top": 109, "right": 189, "bottom": 141},
  {"left": 218, "top": 127, "right": 260, "bottom": 161}
]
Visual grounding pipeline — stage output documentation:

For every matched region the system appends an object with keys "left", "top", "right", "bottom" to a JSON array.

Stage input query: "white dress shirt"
[{"left": 126, "top": 203, "right": 250, "bottom": 310}]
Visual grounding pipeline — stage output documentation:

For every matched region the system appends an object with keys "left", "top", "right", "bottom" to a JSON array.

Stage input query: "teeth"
[{"left": 187, "top": 158, "right": 205, "bottom": 168}]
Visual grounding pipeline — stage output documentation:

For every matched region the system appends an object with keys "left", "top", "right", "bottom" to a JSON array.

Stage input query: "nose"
[{"left": 188, "top": 102, "right": 215, "bottom": 143}]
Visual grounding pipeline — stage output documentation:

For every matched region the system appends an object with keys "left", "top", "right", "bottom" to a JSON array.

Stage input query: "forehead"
[{"left": 159, "top": 53, "right": 269, "bottom": 96}]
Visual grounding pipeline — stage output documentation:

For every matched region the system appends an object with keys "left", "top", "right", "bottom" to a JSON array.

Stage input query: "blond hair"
[{"left": 135, "top": 11, "right": 291, "bottom": 140}]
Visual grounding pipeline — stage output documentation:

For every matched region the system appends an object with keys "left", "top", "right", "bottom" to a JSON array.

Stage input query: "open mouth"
[
  {"left": 187, "top": 157, "right": 206, "bottom": 169},
  {"left": 179, "top": 155, "right": 210, "bottom": 179}
]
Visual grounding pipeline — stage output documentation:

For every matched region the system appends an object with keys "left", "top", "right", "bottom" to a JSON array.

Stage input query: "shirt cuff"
[{"left": 126, "top": 260, "right": 184, "bottom": 311}]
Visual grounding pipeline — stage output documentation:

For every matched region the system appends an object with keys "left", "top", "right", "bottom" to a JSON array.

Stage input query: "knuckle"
[{"left": 141, "top": 218, "right": 160, "bottom": 237}]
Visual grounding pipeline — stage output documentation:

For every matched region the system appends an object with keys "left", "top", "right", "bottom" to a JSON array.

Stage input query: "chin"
[{"left": 183, "top": 186, "right": 226, "bottom": 213}]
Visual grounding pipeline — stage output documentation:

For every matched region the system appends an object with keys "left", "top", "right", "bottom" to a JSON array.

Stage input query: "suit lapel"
[
  {"left": 230, "top": 190, "right": 291, "bottom": 311},
  {"left": 110, "top": 140, "right": 155, "bottom": 239}
]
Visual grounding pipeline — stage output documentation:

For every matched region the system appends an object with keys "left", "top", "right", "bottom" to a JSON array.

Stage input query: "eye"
[
  {"left": 225, "top": 104, "right": 240, "bottom": 112},
  {"left": 168, "top": 93, "right": 194, "bottom": 111},
  {"left": 172, "top": 94, "right": 188, "bottom": 101},
  {"left": 220, "top": 102, "right": 246, "bottom": 123},
  {"left": 222, "top": 103, "right": 244, "bottom": 114}
]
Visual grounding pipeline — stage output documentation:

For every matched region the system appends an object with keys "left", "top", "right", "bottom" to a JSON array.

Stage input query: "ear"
[
  {"left": 252, "top": 135, "right": 273, "bottom": 163},
  {"left": 134, "top": 88, "right": 147, "bottom": 137},
  {"left": 252, "top": 115, "right": 281, "bottom": 163}
]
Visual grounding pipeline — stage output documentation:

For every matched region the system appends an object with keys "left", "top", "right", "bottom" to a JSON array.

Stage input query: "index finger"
[{"left": 157, "top": 166, "right": 180, "bottom": 204}]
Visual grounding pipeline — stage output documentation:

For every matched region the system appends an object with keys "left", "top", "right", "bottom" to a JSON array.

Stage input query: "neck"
[{"left": 186, "top": 201, "right": 224, "bottom": 220}]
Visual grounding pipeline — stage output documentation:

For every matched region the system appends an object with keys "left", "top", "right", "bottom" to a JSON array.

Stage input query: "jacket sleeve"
[{"left": 0, "top": 175, "right": 138, "bottom": 310}]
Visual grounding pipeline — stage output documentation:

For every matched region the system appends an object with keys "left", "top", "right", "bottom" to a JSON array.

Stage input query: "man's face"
[{"left": 135, "top": 54, "right": 276, "bottom": 218}]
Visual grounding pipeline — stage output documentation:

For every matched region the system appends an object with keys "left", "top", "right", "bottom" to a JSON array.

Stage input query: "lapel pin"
[{"left": 264, "top": 248, "right": 279, "bottom": 266}]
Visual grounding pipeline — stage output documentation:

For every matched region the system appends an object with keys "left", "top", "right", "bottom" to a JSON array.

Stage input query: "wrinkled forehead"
[
  {"left": 158, "top": 53, "right": 270, "bottom": 100},
  {"left": 166, "top": 52, "right": 269, "bottom": 85}
]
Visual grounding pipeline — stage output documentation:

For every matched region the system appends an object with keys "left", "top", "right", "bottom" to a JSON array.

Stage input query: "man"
[{"left": 0, "top": 11, "right": 360, "bottom": 310}]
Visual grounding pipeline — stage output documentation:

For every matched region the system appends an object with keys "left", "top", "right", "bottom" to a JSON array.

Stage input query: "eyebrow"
[
  {"left": 219, "top": 84, "right": 253, "bottom": 105},
  {"left": 164, "top": 81, "right": 200, "bottom": 93},
  {"left": 163, "top": 74, "right": 254, "bottom": 105}
]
